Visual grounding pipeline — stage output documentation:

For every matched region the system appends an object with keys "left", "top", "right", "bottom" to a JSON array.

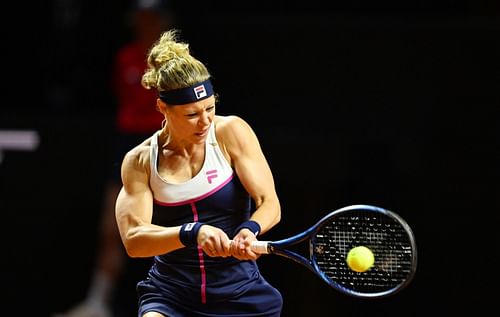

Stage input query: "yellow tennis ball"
[{"left": 346, "top": 246, "right": 375, "bottom": 272}]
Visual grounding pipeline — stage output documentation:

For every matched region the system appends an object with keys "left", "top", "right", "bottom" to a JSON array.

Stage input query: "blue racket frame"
[{"left": 264, "top": 204, "right": 417, "bottom": 298}]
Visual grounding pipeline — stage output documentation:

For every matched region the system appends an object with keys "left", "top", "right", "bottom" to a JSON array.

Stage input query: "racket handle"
[
  {"left": 229, "top": 240, "right": 270, "bottom": 254},
  {"left": 250, "top": 241, "right": 270, "bottom": 254}
]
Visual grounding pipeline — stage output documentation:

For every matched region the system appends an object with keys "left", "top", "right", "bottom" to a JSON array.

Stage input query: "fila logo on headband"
[{"left": 194, "top": 84, "right": 207, "bottom": 99}]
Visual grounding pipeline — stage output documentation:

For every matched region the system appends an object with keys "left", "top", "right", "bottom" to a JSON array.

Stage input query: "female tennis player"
[{"left": 115, "top": 29, "right": 283, "bottom": 317}]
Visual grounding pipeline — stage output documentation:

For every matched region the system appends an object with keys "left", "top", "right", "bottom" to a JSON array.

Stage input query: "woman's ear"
[{"left": 156, "top": 98, "right": 166, "bottom": 113}]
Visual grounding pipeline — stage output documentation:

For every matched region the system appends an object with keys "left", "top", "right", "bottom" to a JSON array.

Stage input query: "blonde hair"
[{"left": 141, "top": 29, "right": 211, "bottom": 92}]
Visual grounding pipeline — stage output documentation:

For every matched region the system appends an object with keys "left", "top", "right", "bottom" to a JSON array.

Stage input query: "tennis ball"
[{"left": 346, "top": 246, "right": 374, "bottom": 272}]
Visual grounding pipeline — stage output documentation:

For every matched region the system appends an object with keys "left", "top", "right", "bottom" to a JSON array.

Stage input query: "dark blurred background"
[{"left": 1, "top": 0, "right": 498, "bottom": 316}]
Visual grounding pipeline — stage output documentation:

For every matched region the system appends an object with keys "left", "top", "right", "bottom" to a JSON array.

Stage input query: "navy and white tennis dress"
[{"left": 136, "top": 122, "right": 283, "bottom": 317}]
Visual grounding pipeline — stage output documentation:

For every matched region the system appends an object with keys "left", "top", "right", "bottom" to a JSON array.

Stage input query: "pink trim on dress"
[
  {"left": 190, "top": 202, "right": 207, "bottom": 304},
  {"left": 153, "top": 174, "right": 234, "bottom": 206}
]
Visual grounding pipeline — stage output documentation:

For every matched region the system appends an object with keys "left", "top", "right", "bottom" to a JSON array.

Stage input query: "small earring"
[{"left": 161, "top": 119, "right": 167, "bottom": 129}]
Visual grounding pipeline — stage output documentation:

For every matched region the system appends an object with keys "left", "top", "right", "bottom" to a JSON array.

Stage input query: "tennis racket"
[{"left": 251, "top": 204, "right": 417, "bottom": 298}]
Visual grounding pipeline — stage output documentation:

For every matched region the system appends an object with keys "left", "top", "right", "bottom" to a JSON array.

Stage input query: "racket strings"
[{"left": 313, "top": 211, "right": 415, "bottom": 294}]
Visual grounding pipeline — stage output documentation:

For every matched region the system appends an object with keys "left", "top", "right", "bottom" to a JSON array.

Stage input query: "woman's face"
[{"left": 163, "top": 95, "right": 216, "bottom": 144}]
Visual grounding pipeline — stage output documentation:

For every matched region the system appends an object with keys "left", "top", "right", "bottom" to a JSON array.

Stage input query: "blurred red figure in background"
[{"left": 54, "top": 1, "right": 175, "bottom": 317}]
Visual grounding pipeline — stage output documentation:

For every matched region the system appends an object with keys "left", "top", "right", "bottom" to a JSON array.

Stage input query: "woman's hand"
[
  {"left": 230, "top": 228, "right": 260, "bottom": 261},
  {"left": 197, "top": 225, "right": 232, "bottom": 257}
]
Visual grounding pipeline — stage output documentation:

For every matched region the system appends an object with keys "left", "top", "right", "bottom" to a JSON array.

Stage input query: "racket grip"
[{"left": 250, "top": 241, "right": 270, "bottom": 254}]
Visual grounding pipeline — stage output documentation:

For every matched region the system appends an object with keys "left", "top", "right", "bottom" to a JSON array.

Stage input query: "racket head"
[{"left": 310, "top": 205, "right": 417, "bottom": 298}]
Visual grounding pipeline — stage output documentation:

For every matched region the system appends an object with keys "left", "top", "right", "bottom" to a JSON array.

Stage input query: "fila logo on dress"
[{"left": 206, "top": 169, "right": 218, "bottom": 184}]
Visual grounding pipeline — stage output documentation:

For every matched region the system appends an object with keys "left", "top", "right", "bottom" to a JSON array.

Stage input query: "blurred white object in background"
[{"left": 0, "top": 130, "right": 40, "bottom": 164}]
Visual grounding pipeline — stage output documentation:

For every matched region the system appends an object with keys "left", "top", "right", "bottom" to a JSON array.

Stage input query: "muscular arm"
[
  {"left": 115, "top": 145, "right": 184, "bottom": 257},
  {"left": 219, "top": 116, "right": 281, "bottom": 235}
]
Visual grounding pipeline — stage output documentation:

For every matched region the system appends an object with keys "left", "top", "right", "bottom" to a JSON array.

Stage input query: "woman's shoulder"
[
  {"left": 122, "top": 134, "right": 155, "bottom": 169},
  {"left": 214, "top": 115, "right": 256, "bottom": 151},
  {"left": 215, "top": 115, "right": 250, "bottom": 133}
]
